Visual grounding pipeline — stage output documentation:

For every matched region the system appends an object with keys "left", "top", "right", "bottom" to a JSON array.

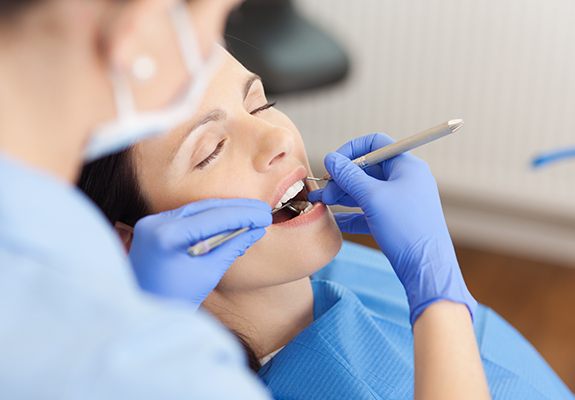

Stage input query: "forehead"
[
  {"left": 204, "top": 48, "right": 250, "bottom": 97},
  {"left": 218, "top": 47, "right": 247, "bottom": 77}
]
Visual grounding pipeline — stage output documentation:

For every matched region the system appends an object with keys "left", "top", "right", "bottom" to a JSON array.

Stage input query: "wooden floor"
[{"left": 343, "top": 233, "right": 575, "bottom": 392}]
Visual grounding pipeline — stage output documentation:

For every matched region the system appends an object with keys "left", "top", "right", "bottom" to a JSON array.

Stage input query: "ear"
[
  {"left": 114, "top": 221, "right": 135, "bottom": 253},
  {"left": 101, "top": 0, "right": 179, "bottom": 70},
  {"left": 98, "top": 0, "right": 192, "bottom": 109}
]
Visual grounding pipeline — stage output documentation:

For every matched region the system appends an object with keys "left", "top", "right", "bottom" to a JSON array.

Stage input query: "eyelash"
[
  {"left": 195, "top": 101, "right": 277, "bottom": 169},
  {"left": 196, "top": 139, "right": 226, "bottom": 170},
  {"left": 250, "top": 101, "right": 276, "bottom": 115}
]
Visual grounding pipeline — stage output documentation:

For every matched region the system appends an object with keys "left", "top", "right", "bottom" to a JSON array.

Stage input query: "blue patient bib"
[{"left": 257, "top": 242, "right": 573, "bottom": 400}]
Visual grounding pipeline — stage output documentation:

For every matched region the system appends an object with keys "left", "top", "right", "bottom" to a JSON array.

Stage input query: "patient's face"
[{"left": 133, "top": 48, "right": 342, "bottom": 291}]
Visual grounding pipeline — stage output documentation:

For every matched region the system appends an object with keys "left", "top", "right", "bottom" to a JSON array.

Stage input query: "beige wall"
[{"left": 279, "top": 0, "right": 575, "bottom": 265}]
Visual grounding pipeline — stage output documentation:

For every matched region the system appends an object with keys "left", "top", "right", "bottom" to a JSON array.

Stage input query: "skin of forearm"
[{"left": 413, "top": 301, "right": 491, "bottom": 400}]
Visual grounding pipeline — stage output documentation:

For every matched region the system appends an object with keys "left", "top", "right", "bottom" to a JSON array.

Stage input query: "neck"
[
  {"left": 0, "top": 41, "right": 84, "bottom": 183},
  {"left": 204, "top": 278, "right": 315, "bottom": 359},
  {"left": 0, "top": 99, "right": 86, "bottom": 183}
]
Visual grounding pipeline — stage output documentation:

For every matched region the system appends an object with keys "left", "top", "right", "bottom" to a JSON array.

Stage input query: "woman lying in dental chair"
[{"left": 79, "top": 47, "right": 573, "bottom": 399}]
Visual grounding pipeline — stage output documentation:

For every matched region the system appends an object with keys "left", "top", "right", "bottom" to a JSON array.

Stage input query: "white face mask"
[{"left": 84, "top": 1, "right": 221, "bottom": 162}]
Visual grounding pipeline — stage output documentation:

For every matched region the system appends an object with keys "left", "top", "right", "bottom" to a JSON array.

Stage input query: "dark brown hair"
[
  {"left": 78, "top": 150, "right": 262, "bottom": 372},
  {"left": 0, "top": 0, "right": 39, "bottom": 15}
]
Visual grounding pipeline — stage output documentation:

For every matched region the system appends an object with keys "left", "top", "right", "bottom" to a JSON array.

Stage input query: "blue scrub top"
[
  {"left": 258, "top": 242, "right": 574, "bottom": 400},
  {"left": 0, "top": 155, "right": 269, "bottom": 399}
]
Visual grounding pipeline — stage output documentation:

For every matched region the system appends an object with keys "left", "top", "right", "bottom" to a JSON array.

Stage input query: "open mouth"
[{"left": 272, "top": 180, "right": 314, "bottom": 224}]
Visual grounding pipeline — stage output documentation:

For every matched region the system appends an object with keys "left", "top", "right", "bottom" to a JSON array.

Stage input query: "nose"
[{"left": 252, "top": 123, "right": 295, "bottom": 172}]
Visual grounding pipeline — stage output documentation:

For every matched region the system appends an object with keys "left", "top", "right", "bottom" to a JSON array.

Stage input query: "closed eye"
[
  {"left": 250, "top": 101, "right": 276, "bottom": 115},
  {"left": 196, "top": 139, "right": 226, "bottom": 170},
  {"left": 194, "top": 102, "right": 276, "bottom": 170}
]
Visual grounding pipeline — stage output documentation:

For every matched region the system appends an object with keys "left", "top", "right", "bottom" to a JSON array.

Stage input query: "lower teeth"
[{"left": 290, "top": 200, "right": 313, "bottom": 215}]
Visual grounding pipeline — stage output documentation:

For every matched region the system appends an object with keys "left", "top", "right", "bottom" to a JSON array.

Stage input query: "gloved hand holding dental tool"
[
  {"left": 128, "top": 198, "right": 272, "bottom": 308},
  {"left": 308, "top": 121, "right": 477, "bottom": 325}
]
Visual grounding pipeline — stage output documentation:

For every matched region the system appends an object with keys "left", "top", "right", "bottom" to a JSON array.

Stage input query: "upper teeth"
[{"left": 275, "top": 180, "right": 304, "bottom": 209}]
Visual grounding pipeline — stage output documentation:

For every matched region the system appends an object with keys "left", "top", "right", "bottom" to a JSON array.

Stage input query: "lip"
[
  {"left": 270, "top": 202, "right": 326, "bottom": 229},
  {"left": 270, "top": 165, "right": 309, "bottom": 208}
]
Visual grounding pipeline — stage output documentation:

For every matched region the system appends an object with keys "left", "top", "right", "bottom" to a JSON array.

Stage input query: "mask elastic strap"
[
  {"left": 171, "top": 1, "right": 203, "bottom": 74},
  {"left": 110, "top": 68, "right": 136, "bottom": 121},
  {"left": 84, "top": 2, "right": 219, "bottom": 161},
  {"left": 109, "top": 1, "right": 199, "bottom": 126}
]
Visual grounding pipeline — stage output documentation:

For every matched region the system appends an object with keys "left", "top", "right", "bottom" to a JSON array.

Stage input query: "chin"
[{"left": 216, "top": 209, "right": 343, "bottom": 291}]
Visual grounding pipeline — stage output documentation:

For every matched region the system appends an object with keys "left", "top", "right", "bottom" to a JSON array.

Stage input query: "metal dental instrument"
[
  {"left": 305, "top": 119, "right": 464, "bottom": 182},
  {"left": 187, "top": 202, "right": 301, "bottom": 256},
  {"left": 188, "top": 120, "right": 464, "bottom": 256}
]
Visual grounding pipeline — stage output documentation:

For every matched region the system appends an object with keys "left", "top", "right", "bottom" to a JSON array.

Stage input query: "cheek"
[
  {"left": 150, "top": 167, "right": 254, "bottom": 213},
  {"left": 212, "top": 116, "right": 339, "bottom": 290},
  {"left": 292, "top": 134, "right": 308, "bottom": 161},
  {"left": 216, "top": 209, "right": 343, "bottom": 291}
]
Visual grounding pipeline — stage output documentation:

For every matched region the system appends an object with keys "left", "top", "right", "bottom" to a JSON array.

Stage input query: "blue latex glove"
[
  {"left": 308, "top": 134, "right": 477, "bottom": 325},
  {"left": 129, "top": 198, "right": 272, "bottom": 308}
]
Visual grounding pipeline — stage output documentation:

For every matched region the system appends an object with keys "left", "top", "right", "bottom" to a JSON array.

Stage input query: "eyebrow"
[
  {"left": 185, "top": 109, "right": 226, "bottom": 137},
  {"left": 243, "top": 74, "right": 262, "bottom": 100},
  {"left": 171, "top": 74, "right": 263, "bottom": 160}
]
